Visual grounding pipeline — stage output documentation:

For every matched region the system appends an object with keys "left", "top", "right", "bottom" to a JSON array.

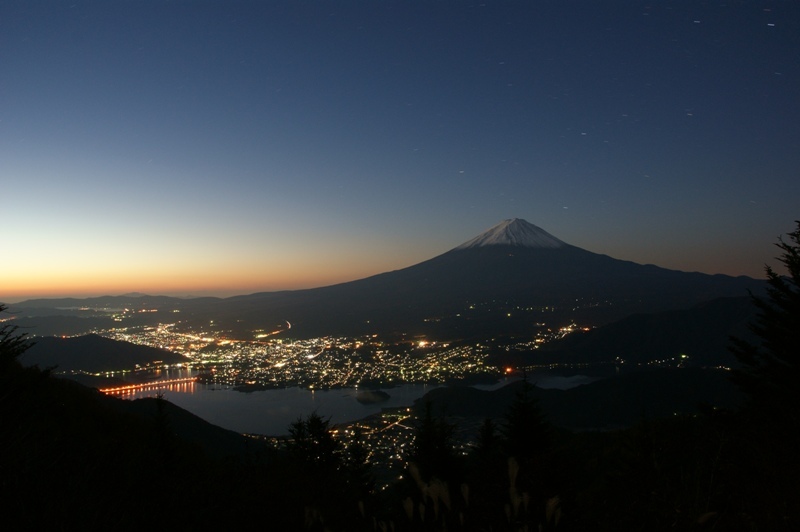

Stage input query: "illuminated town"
[{"left": 89, "top": 317, "right": 594, "bottom": 391}]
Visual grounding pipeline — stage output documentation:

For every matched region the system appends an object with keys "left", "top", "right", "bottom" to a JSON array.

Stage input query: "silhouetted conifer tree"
[
  {"left": 466, "top": 418, "right": 507, "bottom": 528},
  {"left": 343, "top": 425, "right": 374, "bottom": 497},
  {"left": 728, "top": 220, "right": 800, "bottom": 528},
  {"left": 501, "top": 376, "right": 554, "bottom": 527},
  {"left": 502, "top": 377, "right": 550, "bottom": 466},
  {"left": 287, "top": 411, "right": 341, "bottom": 471},
  {"left": 285, "top": 411, "right": 353, "bottom": 529},
  {"left": 474, "top": 417, "right": 502, "bottom": 463},
  {"left": 730, "top": 220, "right": 800, "bottom": 422},
  {"left": 0, "top": 304, "right": 33, "bottom": 371},
  {"left": 409, "top": 400, "right": 460, "bottom": 483}
]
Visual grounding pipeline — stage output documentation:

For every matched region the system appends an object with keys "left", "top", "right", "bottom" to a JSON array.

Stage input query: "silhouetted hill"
[
  {"left": 8, "top": 315, "right": 118, "bottom": 336},
  {"left": 111, "top": 395, "right": 265, "bottom": 459},
  {"left": 21, "top": 334, "right": 188, "bottom": 372},
  {"left": 7, "top": 294, "right": 219, "bottom": 336},
  {"left": 1, "top": 362, "right": 276, "bottom": 528},
  {"left": 11, "top": 294, "right": 219, "bottom": 309},
  {"left": 415, "top": 368, "right": 743, "bottom": 431},
  {"left": 495, "top": 296, "right": 758, "bottom": 368}
]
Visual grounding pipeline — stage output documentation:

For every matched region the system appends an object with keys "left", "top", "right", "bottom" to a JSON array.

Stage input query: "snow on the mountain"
[{"left": 454, "top": 218, "right": 566, "bottom": 249}]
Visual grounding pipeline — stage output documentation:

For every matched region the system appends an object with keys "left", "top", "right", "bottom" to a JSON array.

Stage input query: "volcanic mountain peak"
[{"left": 454, "top": 218, "right": 566, "bottom": 250}]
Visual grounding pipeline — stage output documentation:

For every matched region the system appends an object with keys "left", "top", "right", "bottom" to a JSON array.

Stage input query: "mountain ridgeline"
[
  {"left": 21, "top": 334, "right": 187, "bottom": 373},
  {"left": 183, "top": 219, "right": 764, "bottom": 338},
  {"left": 10, "top": 219, "right": 764, "bottom": 339}
]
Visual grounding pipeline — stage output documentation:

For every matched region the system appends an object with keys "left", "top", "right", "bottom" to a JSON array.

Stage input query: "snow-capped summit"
[{"left": 454, "top": 218, "right": 566, "bottom": 250}]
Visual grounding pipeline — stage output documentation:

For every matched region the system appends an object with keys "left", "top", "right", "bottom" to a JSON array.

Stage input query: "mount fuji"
[
  {"left": 455, "top": 218, "right": 566, "bottom": 249},
  {"left": 13, "top": 219, "right": 764, "bottom": 339},
  {"left": 185, "top": 218, "right": 764, "bottom": 338}
]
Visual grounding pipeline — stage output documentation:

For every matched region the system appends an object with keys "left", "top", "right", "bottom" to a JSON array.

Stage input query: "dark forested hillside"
[
  {"left": 521, "top": 296, "right": 758, "bottom": 367},
  {"left": 21, "top": 333, "right": 188, "bottom": 372},
  {"left": 412, "top": 368, "right": 744, "bottom": 431}
]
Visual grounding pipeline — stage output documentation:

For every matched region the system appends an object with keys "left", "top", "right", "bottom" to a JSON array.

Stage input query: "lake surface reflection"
[
  {"left": 123, "top": 370, "right": 444, "bottom": 435},
  {"left": 120, "top": 369, "right": 577, "bottom": 436}
]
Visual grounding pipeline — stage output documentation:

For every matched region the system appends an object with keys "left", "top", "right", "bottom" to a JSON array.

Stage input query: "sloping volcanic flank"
[{"left": 201, "top": 242, "right": 762, "bottom": 338}]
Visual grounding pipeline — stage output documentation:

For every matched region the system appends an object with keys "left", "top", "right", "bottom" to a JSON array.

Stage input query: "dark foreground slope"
[
  {"left": 1, "top": 344, "right": 788, "bottom": 529},
  {"left": 0, "top": 363, "right": 297, "bottom": 529}
]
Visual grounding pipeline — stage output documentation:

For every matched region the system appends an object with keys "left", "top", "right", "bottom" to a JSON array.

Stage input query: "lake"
[
  {"left": 120, "top": 370, "right": 583, "bottom": 435},
  {"left": 123, "top": 374, "right": 443, "bottom": 435}
]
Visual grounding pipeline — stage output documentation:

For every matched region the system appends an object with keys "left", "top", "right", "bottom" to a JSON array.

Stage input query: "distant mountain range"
[{"left": 9, "top": 219, "right": 764, "bottom": 339}]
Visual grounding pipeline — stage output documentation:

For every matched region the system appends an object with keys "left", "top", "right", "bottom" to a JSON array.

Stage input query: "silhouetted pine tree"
[
  {"left": 730, "top": 220, "right": 800, "bottom": 422},
  {"left": 285, "top": 412, "right": 357, "bottom": 529},
  {"left": 473, "top": 417, "right": 503, "bottom": 465},
  {"left": 287, "top": 411, "right": 341, "bottom": 471},
  {"left": 728, "top": 220, "right": 800, "bottom": 528},
  {"left": 501, "top": 376, "right": 555, "bottom": 528},
  {"left": 409, "top": 400, "right": 460, "bottom": 484},
  {"left": 343, "top": 425, "right": 375, "bottom": 497},
  {"left": 0, "top": 304, "right": 33, "bottom": 371},
  {"left": 465, "top": 418, "right": 507, "bottom": 529},
  {"left": 502, "top": 377, "right": 550, "bottom": 467}
]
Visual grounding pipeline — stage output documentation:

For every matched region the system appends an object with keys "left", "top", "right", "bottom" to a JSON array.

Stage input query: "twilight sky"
[{"left": 3, "top": 1, "right": 799, "bottom": 302}]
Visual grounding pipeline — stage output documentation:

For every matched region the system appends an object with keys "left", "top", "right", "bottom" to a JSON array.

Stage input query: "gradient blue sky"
[{"left": 3, "top": 1, "right": 799, "bottom": 301}]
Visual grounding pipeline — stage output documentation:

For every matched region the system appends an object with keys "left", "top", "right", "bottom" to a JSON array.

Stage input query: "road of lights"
[{"left": 99, "top": 377, "right": 197, "bottom": 395}]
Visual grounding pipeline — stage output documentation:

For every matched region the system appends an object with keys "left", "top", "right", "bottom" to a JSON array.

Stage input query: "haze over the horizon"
[{"left": 4, "top": 1, "right": 799, "bottom": 303}]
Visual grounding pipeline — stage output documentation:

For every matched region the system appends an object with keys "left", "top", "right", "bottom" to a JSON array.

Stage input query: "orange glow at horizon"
[
  {"left": 2, "top": 260, "right": 404, "bottom": 302},
  {"left": 2, "top": 221, "right": 429, "bottom": 303}
]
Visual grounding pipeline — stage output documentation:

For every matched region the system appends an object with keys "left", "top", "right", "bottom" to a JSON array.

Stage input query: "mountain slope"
[
  {"left": 415, "top": 368, "right": 743, "bottom": 431},
  {"left": 21, "top": 334, "right": 188, "bottom": 372},
  {"left": 532, "top": 296, "right": 758, "bottom": 367},
  {"left": 195, "top": 220, "right": 763, "bottom": 338},
  {"left": 455, "top": 218, "right": 566, "bottom": 249},
  {"left": 11, "top": 219, "right": 765, "bottom": 340}
]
